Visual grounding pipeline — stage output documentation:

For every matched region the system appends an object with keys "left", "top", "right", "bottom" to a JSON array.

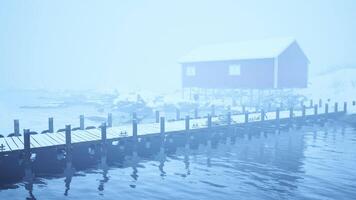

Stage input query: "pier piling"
[
  {"left": 48, "top": 117, "right": 54, "bottom": 133},
  {"left": 176, "top": 109, "right": 180, "bottom": 120},
  {"left": 80, "top": 115, "right": 84, "bottom": 130},
  {"left": 334, "top": 102, "right": 338, "bottom": 113},
  {"left": 14, "top": 120, "right": 20, "bottom": 136}
]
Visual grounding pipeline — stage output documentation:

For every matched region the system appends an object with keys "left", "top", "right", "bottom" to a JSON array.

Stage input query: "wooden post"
[
  {"left": 14, "top": 120, "right": 20, "bottom": 136},
  {"left": 244, "top": 112, "right": 249, "bottom": 123},
  {"left": 65, "top": 125, "right": 72, "bottom": 159},
  {"left": 185, "top": 115, "right": 190, "bottom": 130},
  {"left": 155, "top": 111, "right": 160, "bottom": 123},
  {"left": 132, "top": 119, "right": 138, "bottom": 145},
  {"left": 23, "top": 129, "right": 31, "bottom": 159},
  {"left": 48, "top": 117, "right": 54, "bottom": 133},
  {"left": 302, "top": 105, "right": 306, "bottom": 117},
  {"left": 319, "top": 99, "right": 322, "bottom": 108},
  {"left": 314, "top": 105, "right": 318, "bottom": 115},
  {"left": 289, "top": 107, "right": 293, "bottom": 119},
  {"left": 211, "top": 105, "right": 215, "bottom": 116},
  {"left": 107, "top": 113, "right": 112, "bottom": 127},
  {"left": 176, "top": 108, "right": 180, "bottom": 120},
  {"left": 261, "top": 109, "right": 265, "bottom": 121},
  {"left": 194, "top": 108, "right": 198, "bottom": 118},
  {"left": 227, "top": 112, "right": 231, "bottom": 125},
  {"left": 344, "top": 102, "right": 347, "bottom": 113},
  {"left": 310, "top": 99, "right": 313, "bottom": 108},
  {"left": 207, "top": 114, "right": 212, "bottom": 129},
  {"left": 160, "top": 117, "right": 165, "bottom": 135},
  {"left": 325, "top": 103, "right": 329, "bottom": 114},
  {"left": 334, "top": 102, "right": 338, "bottom": 112},
  {"left": 101, "top": 123, "right": 107, "bottom": 143},
  {"left": 80, "top": 115, "right": 84, "bottom": 130},
  {"left": 242, "top": 105, "right": 246, "bottom": 114}
]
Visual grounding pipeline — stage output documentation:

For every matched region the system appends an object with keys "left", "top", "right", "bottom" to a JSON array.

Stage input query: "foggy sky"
[{"left": 0, "top": 0, "right": 355, "bottom": 91}]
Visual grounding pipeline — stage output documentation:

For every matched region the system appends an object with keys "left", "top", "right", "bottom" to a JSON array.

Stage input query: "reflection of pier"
[{"left": 0, "top": 102, "right": 348, "bottom": 183}]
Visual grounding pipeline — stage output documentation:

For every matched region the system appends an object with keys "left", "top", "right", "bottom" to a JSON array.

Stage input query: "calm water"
[{"left": 0, "top": 122, "right": 356, "bottom": 200}]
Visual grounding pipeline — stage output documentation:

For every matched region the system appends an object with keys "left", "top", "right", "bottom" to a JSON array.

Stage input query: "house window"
[
  {"left": 186, "top": 66, "right": 196, "bottom": 76},
  {"left": 229, "top": 64, "right": 241, "bottom": 76}
]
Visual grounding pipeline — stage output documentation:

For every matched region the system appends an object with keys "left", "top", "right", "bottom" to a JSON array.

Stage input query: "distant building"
[{"left": 180, "top": 37, "right": 309, "bottom": 90}]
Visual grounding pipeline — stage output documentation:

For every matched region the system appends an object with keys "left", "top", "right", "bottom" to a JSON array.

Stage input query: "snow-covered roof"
[{"left": 180, "top": 37, "right": 297, "bottom": 63}]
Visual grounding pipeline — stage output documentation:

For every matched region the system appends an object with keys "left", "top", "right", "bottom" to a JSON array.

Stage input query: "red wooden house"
[{"left": 180, "top": 37, "right": 309, "bottom": 90}]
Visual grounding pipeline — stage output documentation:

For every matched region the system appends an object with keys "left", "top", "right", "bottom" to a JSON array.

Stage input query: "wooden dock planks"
[{"left": 0, "top": 107, "right": 343, "bottom": 154}]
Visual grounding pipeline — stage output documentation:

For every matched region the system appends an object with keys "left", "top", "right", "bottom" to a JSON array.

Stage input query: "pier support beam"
[
  {"left": 314, "top": 105, "right": 318, "bottom": 115},
  {"left": 334, "top": 102, "right": 338, "bottom": 113},
  {"left": 24, "top": 129, "right": 31, "bottom": 161},
  {"left": 14, "top": 120, "right": 20, "bottom": 136},
  {"left": 207, "top": 114, "right": 212, "bottom": 129},
  {"left": 261, "top": 109, "right": 265, "bottom": 121},
  {"left": 185, "top": 115, "right": 190, "bottom": 131},
  {"left": 65, "top": 125, "right": 72, "bottom": 160},
  {"left": 244, "top": 112, "right": 249, "bottom": 123},
  {"left": 48, "top": 117, "right": 54, "bottom": 133},
  {"left": 80, "top": 115, "right": 84, "bottom": 130},
  {"left": 325, "top": 103, "right": 329, "bottom": 114},
  {"left": 160, "top": 117, "right": 165, "bottom": 146},
  {"left": 344, "top": 102, "right": 347, "bottom": 113},
  {"left": 302, "top": 105, "right": 306, "bottom": 118}
]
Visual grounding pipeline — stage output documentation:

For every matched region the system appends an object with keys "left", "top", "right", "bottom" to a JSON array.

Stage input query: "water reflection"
[{"left": 1, "top": 123, "right": 355, "bottom": 199}]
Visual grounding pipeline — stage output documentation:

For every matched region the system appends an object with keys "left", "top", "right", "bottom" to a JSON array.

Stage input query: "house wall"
[
  {"left": 277, "top": 42, "right": 308, "bottom": 88},
  {"left": 182, "top": 58, "right": 275, "bottom": 89}
]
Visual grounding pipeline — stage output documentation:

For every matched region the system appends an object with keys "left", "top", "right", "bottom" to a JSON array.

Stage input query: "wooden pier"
[{"left": 0, "top": 102, "right": 349, "bottom": 181}]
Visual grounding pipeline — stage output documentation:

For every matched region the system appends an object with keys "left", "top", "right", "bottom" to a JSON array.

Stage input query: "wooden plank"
[
  {"left": 46, "top": 133, "right": 64, "bottom": 144},
  {"left": 31, "top": 134, "right": 53, "bottom": 148},
  {"left": 0, "top": 138, "right": 11, "bottom": 152},
  {"left": 40, "top": 134, "right": 62, "bottom": 146},
  {"left": 3, "top": 137, "right": 21, "bottom": 151},
  {"left": 50, "top": 132, "right": 66, "bottom": 144}
]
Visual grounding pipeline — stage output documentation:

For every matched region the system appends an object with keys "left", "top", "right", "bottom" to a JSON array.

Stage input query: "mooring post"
[
  {"left": 244, "top": 112, "right": 248, "bottom": 123},
  {"left": 79, "top": 115, "right": 84, "bottom": 130},
  {"left": 261, "top": 109, "right": 265, "bottom": 121},
  {"left": 107, "top": 113, "right": 113, "bottom": 127},
  {"left": 325, "top": 103, "right": 329, "bottom": 114},
  {"left": 319, "top": 99, "right": 322, "bottom": 108},
  {"left": 185, "top": 115, "right": 190, "bottom": 131},
  {"left": 176, "top": 108, "right": 180, "bottom": 120},
  {"left": 227, "top": 111, "right": 231, "bottom": 125},
  {"left": 155, "top": 111, "right": 160, "bottom": 123},
  {"left": 132, "top": 119, "right": 138, "bottom": 145},
  {"left": 211, "top": 105, "right": 215, "bottom": 117},
  {"left": 207, "top": 114, "right": 212, "bottom": 129},
  {"left": 242, "top": 105, "right": 246, "bottom": 114},
  {"left": 302, "top": 105, "right": 306, "bottom": 118},
  {"left": 65, "top": 125, "right": 72, "bottom": 159},
  {"left": 310, "top": 99, "right": 313, "bottom": 108},
  {"left": 344, "top": 102, "right": 347, "bottom": 113},
  {"left": 14, "top": 119, "right": 20, "bottom": 136},
  {"left": 334, "top": 102, "right": 338, "bottom": 112},
  {"left": 101, "top": 122, "right": 107, "bottom": 144},
  {"left": 276, "top": 108, "right": 280, "bottom": 121},
  {"left": 314, "top": 105, "right": 318, "bottom": 115},
  {"left": 289, "top": 107, "right": 294, "bottom": 119},
  {"left": 24, "top": 129, "right": 31, "bottom": 160},
  {"left": 48, "top": 117, "right": 54, "bottom": 133},
  {"left": 160, "top": 117, "right": 165, "bottom": 135}
]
